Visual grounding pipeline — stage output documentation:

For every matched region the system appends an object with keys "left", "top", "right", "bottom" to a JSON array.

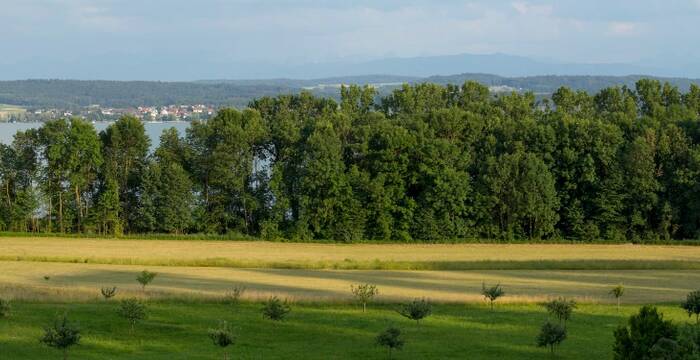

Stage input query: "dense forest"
[
  {"left": 2, "top": 79, "right": 700, "bottom": 241},
  {"left": 2, "top": 75, "right": 700, "bottom": 109}
]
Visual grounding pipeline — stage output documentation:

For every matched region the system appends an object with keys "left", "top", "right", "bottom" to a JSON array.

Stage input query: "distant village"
[{"left": 3, "top": 104, "right": 219, "bottom": 123}]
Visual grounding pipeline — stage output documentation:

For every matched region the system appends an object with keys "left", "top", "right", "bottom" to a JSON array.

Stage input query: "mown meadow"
[
  {"left": 2, "top": 237, "right": 700, "bottom": 358},
  {"left": 2, "top": 301, "right": 694, "bottom": 359}
]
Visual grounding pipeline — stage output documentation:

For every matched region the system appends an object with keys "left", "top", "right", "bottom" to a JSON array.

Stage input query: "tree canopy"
[{"left": 3, "top": 80, "right": 700, "bottom": 242}]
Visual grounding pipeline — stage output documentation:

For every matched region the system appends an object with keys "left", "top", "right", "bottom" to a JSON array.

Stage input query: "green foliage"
[
  {"left": 681, "top": 290, "right": 700, "bottom": 324},
  {"left": 262, "top": 296, "right": 291, "bottom": 321},
  {"left": 376, "top": 326, "right": 404, "bottom": 359},
  {"left": 136, "top": 270, "right": 157, "bottom": 291},
  {"left": 398, "top": 298, "right": 432, "bottom": 325},
  {"left": 208, "top": 320, "right": 236, "bottom": 360},
  {"left": 351, "top": 283, "right": 378, "bottom": 312},
  {"left": 100, "top": 286, "right": 117, "bottom": 300},
  {"left": 482, "top": 283, "right": 505, "bottom": 310},
  {"left": 0, "top": 298, "right": 10, "bottom": 318},
  {"left": 7, "top": 79, "right": 700, "bottom": 241},
  {"left": 542, "top": 298, "right": 577, "bottom": 327},
  {"left": 117, "top": 298, "right": 148, "bottom": 331},
  {"left": 39, "top": 314, "right": 81, "bottom": 359},
  {"left": 537, "top": 321, "right": 567, "bottom": 355},
  {"left": 613, "top": 305, "right": 678, "bottom": 360}
]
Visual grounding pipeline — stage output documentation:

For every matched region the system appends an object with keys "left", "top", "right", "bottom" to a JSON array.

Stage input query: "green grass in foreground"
[
  {"left": 0, "top": 301, "right": 693, "bottom": 359},
  {"left": 2, "top": 255, "right": 700, "bottom": 271}
]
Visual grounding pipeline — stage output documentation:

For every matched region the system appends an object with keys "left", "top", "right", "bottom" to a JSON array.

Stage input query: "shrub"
[
  {"left": 262, "top": 296, "right": 291, "bottom": 321},
  {"left": 681, "top": 290, "right": 700, "bottom": 324},
  {"left": 610, "top": 284, "right": 625, "bottom": 311},
  {"left": 536, "top": 321, "right": 567, "bottom": 355},
  {"left": 224, "top": 285, "right": 246, "bottom": 306},
  {"left": 136, "top": 270, "right": 157, "bottom": 292},
  {"left": 100, "top": 286, "right": 117, "bottom": 300},
  {"left": 677, "top": 325, "right": 700, "bottom": 357},
  {"left": 398, "top": 298, "right": 432, "bottom": 325},
  {"left": 481, "top": 283, "right": 504, "bottom": 310},
  {"left": 118, "top": 298, "right": 148, "bottom": 332},
  {"left": 542, "top": 297, "right": 577, "bottom": 328},
  {"left": 208, "top": 320, "right": 236, "bottom": 360},
  {"left": 351, "top": 284, "right": 378, "bottom": 313},
  {"left": 43, "top": 275, "right": 51, "bottom": 281},
  {"left": 649, "top": 337, "right": 682, "bottom": 359},
  {"left": 376, "top": 326, "right": 404, "bottom": 359},
  {"left": 613, "top": 305, "right": 678, "bottom": 359},
  {"left": 40, "top": 314, "right": 80, "bottom": 360},
  {"left": 0, "top": 298, "right": 10, "bottom": 318}
]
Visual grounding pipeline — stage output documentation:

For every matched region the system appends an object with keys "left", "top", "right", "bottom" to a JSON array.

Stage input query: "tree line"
[{"left": 2, "top": 79, "right": 700, "bottom": 241}]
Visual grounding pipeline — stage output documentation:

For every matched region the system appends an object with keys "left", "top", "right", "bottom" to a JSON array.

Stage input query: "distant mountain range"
[
  {"left": 2, "top": 52, "right": 699, "bottom": 81},
  {"left": 269, "top": 53, "right": 676, "bottom": 79},
  {"left": 2, "top": 73, "right": 700, "bottom": 109}
]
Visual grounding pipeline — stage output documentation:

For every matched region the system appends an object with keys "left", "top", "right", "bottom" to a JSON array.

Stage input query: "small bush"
[
  {"left": 610, "top": 284, "right": 625, "bottom": 311},
  {"left": 100, "top": 286, "right": 117, "bottom": 300},
  {"left": 223, "top": 285, "right": 246, "bottom": 306},
  {"left": 542, "top": 297, "right": 577, "bottom": 328},
  {"left": 43, "top": 275, "right": 51, "bottom": 281},
  {"left": 482, "top": 283, "right": 504, "bottom": 310},
  {"left": 398, "top": 298, "right": 432, "bottom": 325},
  {"left": 351, "top": 283, "right": 378, "bottom": 313},
  {"left": 376, "top": 326, "right": 404, "bottom": 359},
  {"left": 681, "top": 290, "right": 700, "bottom": 324},
  {"left": 262, "top": 296, "right": 291, "bottom": 321},
  {"left": 40, "top": 314, "right": 80, "bottom": 360},
  {"left": 136, "top": 270, "right": 157, "bottom": 292},
  {"left": 649, "top": 337, "right": 681, "bottom": 359},
  {"left": 208, "top": 320, "right": 236, "bottom": 360},
  {"left": 613, "top": 305, "right": 678, "bottom": 359},
  {"left": 0, "top": 298, "right": 10, "bottom": 318},
  {"left": 536, "top": 321, "right": 567, "bottom": 355},
  {"left": 118, "top": 298, "right": 148, "bottom": 332}
]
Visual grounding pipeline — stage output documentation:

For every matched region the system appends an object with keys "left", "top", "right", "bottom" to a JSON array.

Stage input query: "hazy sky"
[{"left": 1, "top": 0, "right": 699, "bottom": 79}]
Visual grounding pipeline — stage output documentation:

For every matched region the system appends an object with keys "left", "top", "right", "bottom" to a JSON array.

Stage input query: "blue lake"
[{"left": 0, "top": 122, "right": 192, "bottom": 150}]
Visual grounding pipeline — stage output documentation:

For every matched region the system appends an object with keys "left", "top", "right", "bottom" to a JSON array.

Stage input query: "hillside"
[{"left": 2, "top": 74, "right": 700, "bottom": 109}]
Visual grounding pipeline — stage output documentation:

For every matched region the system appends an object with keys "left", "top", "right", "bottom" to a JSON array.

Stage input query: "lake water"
[{"left": 0, "top": 122, "right": 192, "bottom": 150}]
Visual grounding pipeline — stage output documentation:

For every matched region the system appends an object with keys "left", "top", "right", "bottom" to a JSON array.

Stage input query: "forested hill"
[
  {"left": 2, "top": 74, "right": 700, "bottom": 109},
  {"left": 3, "top": 79, "right": 700, "bottom": 242}
]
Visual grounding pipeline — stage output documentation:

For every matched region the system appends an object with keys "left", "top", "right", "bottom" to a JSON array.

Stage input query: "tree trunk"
[
  {"left": 58, "top": 191, "right": 64, "bottom": 233},
  {"left": 363, "top": 302, "right": 366, "bottom": 313},
  {"left": 74, "top": 185, "right": 82, "bottom": 231},
  {"left": 48, "top": 197, "right": 52, "bottom": 233},
  {"left": 63, "top": 348, "right": 68, "bottom": 360},
  {"left": 5, "top": 181, "right": 11, "bottom": 207}
]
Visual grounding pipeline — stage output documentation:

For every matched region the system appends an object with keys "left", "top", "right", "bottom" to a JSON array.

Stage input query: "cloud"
[
  {"left": 511, "top": 1, "right": 553, "bottom": 16},
  {"left": 607, "top": 21, "right": 640, "bottom": 36},
  {"left": 0, "top": 0, "right": 699, "bottom": 77}
]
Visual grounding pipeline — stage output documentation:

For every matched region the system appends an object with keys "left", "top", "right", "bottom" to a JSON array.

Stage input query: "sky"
[{"left": 1, "top": 0, "right": 699, "bottom": 80}]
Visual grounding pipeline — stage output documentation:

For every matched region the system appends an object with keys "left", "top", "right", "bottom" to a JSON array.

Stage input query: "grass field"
[
  {"left": 3, "top": 237, "right": 700, "bottom": 270},
  {"left": 1, "top": 236, "right": 699, "bottom": 358},
  {"left": 0, "top": 104, "right": 26, "bottom": 119},
  {"left": 0, "top": 261, "right": 698, "bottom": 303},
  {"left": 0, "top": 301, "right": 694, "bottom": 359}
]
